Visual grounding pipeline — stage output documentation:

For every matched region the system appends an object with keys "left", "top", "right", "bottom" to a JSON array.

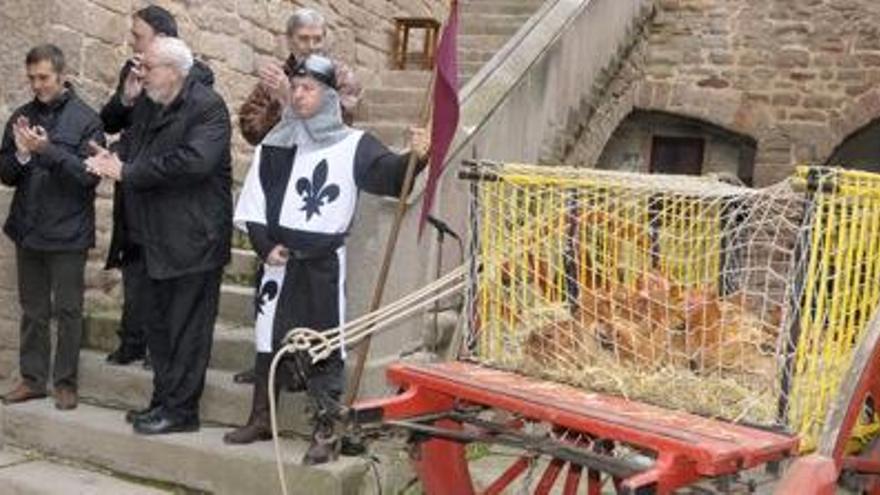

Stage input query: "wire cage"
[{"left": 460, "top": 162, "right": 880, "bottom": 451}]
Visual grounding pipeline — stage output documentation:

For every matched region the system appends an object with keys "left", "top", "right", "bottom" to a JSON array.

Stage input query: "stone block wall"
[
  {"left": 0, "top": 0, "right": 446, "bottom": 380},
  {"left": 564, "top": 0, "right": 880, "bottom": 186}
]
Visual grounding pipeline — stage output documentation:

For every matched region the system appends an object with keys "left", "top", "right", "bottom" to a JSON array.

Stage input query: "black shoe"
[
  {"left": 125, "top": 406, "right": 160, "bottom": 424},
  {"left": 106, "top": 346, "right": 145, "bottom": 365},
  {"left": 340, "top": 433, "right": 367, "bottom": 456},
  {"left": 133, "top": 413, "right": 200, "bottom": 435},
  {"left": 233, "top": 367, "right": 255, "bottom": 384}
]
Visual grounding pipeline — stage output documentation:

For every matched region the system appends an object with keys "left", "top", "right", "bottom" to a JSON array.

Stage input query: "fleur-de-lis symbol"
[
  {"left": 296, "top": 159, "right": 340, "bottom": 221},
  {"left": 256, "top": 280, "right": 279, "bottom": 315}
]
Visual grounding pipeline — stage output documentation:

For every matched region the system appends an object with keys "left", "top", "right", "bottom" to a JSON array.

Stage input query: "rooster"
[{"left": 681, "top": 289, "right": 774, "bottom": 374}]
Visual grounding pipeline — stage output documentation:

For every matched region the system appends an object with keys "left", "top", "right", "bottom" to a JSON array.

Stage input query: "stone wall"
[
  {"left": 564, "top": 0, "right": 880, "bottom": 186},
  {"left": 0, "top": 0, "right": 446, "bottom": 380}
]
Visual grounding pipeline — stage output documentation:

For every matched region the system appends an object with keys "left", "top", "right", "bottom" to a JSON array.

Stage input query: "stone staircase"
[
  {"left": 0, "top": 1, "right": 545, "bottom": 493},
  {"left": 358, "top": 0, "right": 546, "bottom": 149}
]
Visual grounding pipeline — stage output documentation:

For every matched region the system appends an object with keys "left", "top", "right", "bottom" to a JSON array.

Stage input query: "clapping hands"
[
  {"left": 84, "top": 141, "right": 123, "bottom": 181},
  {"left": 12, "top": 116, "right": 50, "bottom": 157},
  {"left": 258, "top": 62, "right": 292, "bottom": 106}
]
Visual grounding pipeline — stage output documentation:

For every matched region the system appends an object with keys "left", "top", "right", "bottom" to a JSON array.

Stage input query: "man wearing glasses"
[{"left": 87, "top": 37, "right": 232, "bottom": 436}]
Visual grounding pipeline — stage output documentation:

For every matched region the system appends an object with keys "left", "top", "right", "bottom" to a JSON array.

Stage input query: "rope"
[
  {"left": 281, "top": 265, "right": 468, "bottom": 362},
  {"left": 268, "top": 263, "right": 469, "bottom": 494}
]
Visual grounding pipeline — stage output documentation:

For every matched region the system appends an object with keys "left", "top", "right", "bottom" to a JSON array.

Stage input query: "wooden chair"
[{"left": 393, "top": 17, "right": 441, "bottom": 70}]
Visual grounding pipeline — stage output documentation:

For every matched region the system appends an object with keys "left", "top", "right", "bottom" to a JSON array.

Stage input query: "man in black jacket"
[
  {"left": 101, "top": 5, "right": 214, "bottom": 366},
  {"left": 87, "top": 37, "right": 232, "bottom": 435},
  {"left": 0, "top": 44, "right": 104, "bottom": 411}
]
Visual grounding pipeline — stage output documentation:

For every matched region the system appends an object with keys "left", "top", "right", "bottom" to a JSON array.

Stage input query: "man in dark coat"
[
  {"left": 0, "top": 44, "right": 104, "bottom": 411},
  {"left": 101, "top": 5, "right": 215, "bottom": 366},
  {"left": 87, "top": 37, "right": 232, "bottom": 435}
]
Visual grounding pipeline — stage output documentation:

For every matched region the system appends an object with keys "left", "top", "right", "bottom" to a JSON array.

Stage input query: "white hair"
[
  {"left": 151, "top": 37, "right": 193, "bottom": 76},
  {"left": 286, "top": 8, "right": 326, "bottom": 36}
]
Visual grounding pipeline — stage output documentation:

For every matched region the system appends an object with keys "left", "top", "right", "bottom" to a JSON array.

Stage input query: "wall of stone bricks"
[
  {"left": 0, "top": 0, "right": 446, "bottom": 380},
  {"left": 564, "top": 0, "right": 880, "bottom": 186}
]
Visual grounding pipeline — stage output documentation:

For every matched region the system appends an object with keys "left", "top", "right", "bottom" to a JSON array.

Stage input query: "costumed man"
[
  {"left": 226, "top": 54, "right": 429, "bottom": 466},
  {"left": 233, "top": 6, "right": 361, "bottom": 385}
]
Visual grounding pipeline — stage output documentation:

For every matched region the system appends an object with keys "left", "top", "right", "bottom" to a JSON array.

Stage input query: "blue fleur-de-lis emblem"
[{"left": 296, "top": 159, "right": 340, "bottom": 221}]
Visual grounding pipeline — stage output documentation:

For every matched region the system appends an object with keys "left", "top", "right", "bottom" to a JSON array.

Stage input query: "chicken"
[
  {"left": 602, "top": 315, "right": 667, "bottom": 369},
  {"left": 681, "top": 289, "right": 775, "bottom": 373},
  {"left": 523, "top": 307, "right": 599, "bottom": 367}
]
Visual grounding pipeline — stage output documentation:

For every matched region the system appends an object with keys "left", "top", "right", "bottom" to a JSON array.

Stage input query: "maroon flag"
[{"left": 419, "top": 1, "right": 460, "bottom": 237}]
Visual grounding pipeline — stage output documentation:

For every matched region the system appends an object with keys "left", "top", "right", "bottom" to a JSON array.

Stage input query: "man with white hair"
[
  {"left": 238, "top": 7, "right": 361, "bottom": 147},
  {"left": 86, "top": 37, "right": 232, "bottom": 435},
  {"left": 101, "top": 5, "right": 216, "bottom": 368}
]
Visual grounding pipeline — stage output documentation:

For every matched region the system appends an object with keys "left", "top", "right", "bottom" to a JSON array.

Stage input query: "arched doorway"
[
  {"left": 826, "top": 118, "right": 880, "bottom": 172},
  {"left": 596, "top": 110, "right": 758, "bottom": 185}
]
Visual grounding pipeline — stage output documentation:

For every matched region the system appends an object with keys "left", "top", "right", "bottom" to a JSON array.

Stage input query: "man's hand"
[
  {"left": 85, "top": 141, "right": 123, "bottom": 181},
  {"left": 266, "top": 244, "right": 289, "bottom": 266},
  {"left": 121, "top": 54, "right": 145, "bottom": 106},
  {"left": 20, "top": 125, "right": 49, "bottom": 154},
  {"left": 258, "top": 62, "right": 291, "bottom": 105},
  {"left": 12, "top": 116, "right": 31, "bottom": 156},
  {"left": 408, "top": 127, "right": 431, "bottom": 161}
]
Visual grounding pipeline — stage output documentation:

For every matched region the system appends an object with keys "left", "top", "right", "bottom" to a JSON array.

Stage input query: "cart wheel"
[{"left": 410, "top": 418, "right": 647, "bottom": 495}]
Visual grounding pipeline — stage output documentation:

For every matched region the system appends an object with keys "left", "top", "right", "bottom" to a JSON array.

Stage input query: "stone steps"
[
  {"left": 348, "top": 0, "right": 544, "bottom": 144},
  {"left": 460, "top": 15, "right": 531, "bottom": 35},
  {"left": 361, "top": 87, "right": 426, "bottom": 107},
  {"left": 76, "top": 348, "right": 310, "bottom": 431},
  {"left": 359, "top": 121, "right": 411, "bottom": 149},
  {"left": 460, "top": 61, "right": 489, "bottom": 82},
  {"left": 461, "top": 0, "right": 543, "bottom": 16},
  {"left": 378, "top": 69, "right": 433, "bottom": 89},
  {"left": 84, "top": 310, "right": 254, "bottom": 373},
  {"left": 358, "top": 101, "right": 427, "bottom": 122},
  {"left": 218, "top": 283, "right": 254, "bottom": 326},
  {"left": 460, "top": 47, "right": 501, "bottom": 63},
  {"left": 0, "top": 448, "right": 171, "bottom": 495},
  {"left": 224, "top": 247, "right": 258, "bottom": 285},
  {"left": 457, "top": 34, "right": 512, "bottom": 52},
  {"left": 1, "top": 401, "right": 400, "bottom": 495}
]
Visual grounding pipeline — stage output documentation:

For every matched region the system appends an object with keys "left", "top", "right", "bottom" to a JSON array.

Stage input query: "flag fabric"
[{"left": 419, "top": 0, "right": 460, "bottom": 237}]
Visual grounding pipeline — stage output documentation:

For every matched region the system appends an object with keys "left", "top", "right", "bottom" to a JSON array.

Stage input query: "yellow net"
[{"left": 462, "top": 163, "right": 880, "bottom": 451}]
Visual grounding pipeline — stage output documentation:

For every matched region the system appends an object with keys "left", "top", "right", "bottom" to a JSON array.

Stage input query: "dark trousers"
[
  {"left": 16, "top": 247, "right": 87, "bottom": 390},
  {"left": 142, "top": 267, "right": 222, "bottom": 420},
  {"left": 118, "top": 245, "right": 149, "bottom": 352},
  {"left": 272, "top": 253, "right": 346, "bottom": 422}
]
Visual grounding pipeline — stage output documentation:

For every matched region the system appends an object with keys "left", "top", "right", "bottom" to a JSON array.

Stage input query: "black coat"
[
  {"left": 117, "top": 75, "right": 232, "bottom": 280},
  {"left": 0, "top": 87, "right": 103, "bottom": 251},
  {"left": 102, "top": 59, "right": 215, "bottom": 269},
  {"left": 100, "top": 58, "right": 215, "bottom": 134}
]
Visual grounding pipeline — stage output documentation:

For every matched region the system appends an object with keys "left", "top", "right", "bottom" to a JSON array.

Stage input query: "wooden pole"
[{"left": 344, "top": 69, "right": 438, "bottom": 406}]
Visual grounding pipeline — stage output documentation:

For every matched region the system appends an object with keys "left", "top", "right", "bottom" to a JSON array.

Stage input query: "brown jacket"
[{"left": 238, "top": 55, "right": 361, "bottom": 146}]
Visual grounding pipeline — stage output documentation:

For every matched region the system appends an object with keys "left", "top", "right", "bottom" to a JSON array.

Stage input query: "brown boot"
[
  {"left": 54, "top": 387, "right": 78, "bottom": 410},
  {"left": 224, "top": 353, "right": 273, "bottom": 445},
  {"left": 302, "top": 430, "right": 340, "bottom": 465},
  {"left": 302, "top": 415, "right": 340, "bottom": 465},
  {"left": 2, "top": 382, "right": 47, "bottom": 405}
]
